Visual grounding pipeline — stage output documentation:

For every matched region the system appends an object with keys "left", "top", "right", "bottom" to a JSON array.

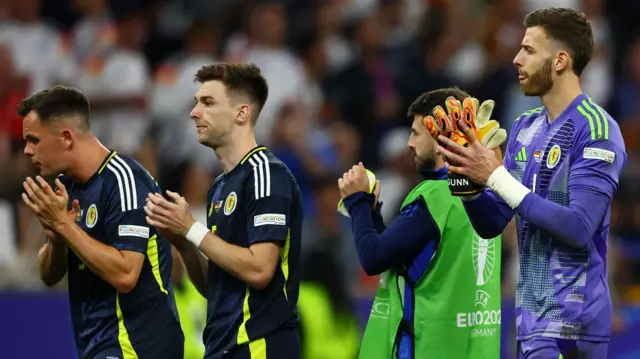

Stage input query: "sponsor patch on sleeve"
[
  {"left": 583, "top": 147, "right": 615, "bottom": 163},
  {"left": 254, "top": 214, "right": 286, "bottom": 227},
  {"left": 118, "top": 225, "right": 150, "bottom": 238}
]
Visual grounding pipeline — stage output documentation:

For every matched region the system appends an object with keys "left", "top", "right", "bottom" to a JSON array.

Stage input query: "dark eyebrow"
[
  {"left": 521, "top": 44, "right": 535, "bottom": 52},
  {"left": 24, "top": 134, "right": 39, "bottom": 142},
  {"left": 195, "top": 95, "right": 214, "bottom": 102}
]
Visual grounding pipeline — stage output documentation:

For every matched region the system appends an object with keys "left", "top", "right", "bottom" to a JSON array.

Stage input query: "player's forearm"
[
  {"left": 346, "top": 194, "right": 436, "bottom": 275},
  {"left": 54, "top": 220, "right": 139, "bottom": 292},
  {"left": 515, "top": 190, "right": 607, "bottom": 248},
  {"left": 175, "top": 242, "right": 209, "bottom": 298},
  {"left": 462, "top": 190, "right": 514, "bottom": 238},
  {"left": 37, "top": 241, "right": 68, "bottom": 287},
  {"left": 198, "top": 232, "right": 272, "bottom": 289},
  {"left": 371, "top": 204, "right": 387, "bottom": 234}
]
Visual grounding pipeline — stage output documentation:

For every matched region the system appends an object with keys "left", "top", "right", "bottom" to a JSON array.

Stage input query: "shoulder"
[
  {"left": 101, "top": 154, "right": 156, "bottom": 212},
  {"left": 242, "top": 150, "right": 298, "bottom": 200},
  {"left": 572, "top": 99, "right": 624, "bottom": 147}
]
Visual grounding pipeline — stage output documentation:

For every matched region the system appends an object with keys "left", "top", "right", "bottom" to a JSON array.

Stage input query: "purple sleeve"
[
  {"left": 463, "top": 190, "right": 514, "bottom": 238},
  {"left": 344, "top": 193, "right": 439, "bottom": 275},
  {"left": 462, "top": 139, "right": 517, "bottom": 238},
  {"left": 515, "top": 139, "right": 626, "bottom": 248}
]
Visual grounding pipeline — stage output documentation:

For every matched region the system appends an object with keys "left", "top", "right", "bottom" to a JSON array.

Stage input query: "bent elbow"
[
  {"left": 40, "top": 275, "right": 62, "bottom": 287},
  {"left": 247, "top": 270, "right": 275, "bottom": 291},
  {"left": 113, "top": 273, "right": 140, "bottom": 294},
  {"left": 360, "top": 261, "right": 384, "bottom": 276}
]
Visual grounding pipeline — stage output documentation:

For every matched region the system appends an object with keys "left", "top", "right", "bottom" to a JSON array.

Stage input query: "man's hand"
[
  {"left": 43, "top": 199, "right": 81, "bottom": 244},
  {"left": 437, "top": 119, "right": 502, "bottom": 186},
  {"left": 22, "top": 177, "right": 73, "bottom": 230},
  {"left": 145, "top": 191, "right": 196, "bottom": 237},
  {"left": 338, "top": 162, "right": 371, "bottom": 198}
]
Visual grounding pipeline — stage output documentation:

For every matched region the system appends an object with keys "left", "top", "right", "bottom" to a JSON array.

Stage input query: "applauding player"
[
  {"left": 436, "top": 8, "right": 626, "bottom": 359},
  {"left": 20, "top": 86, "right": 183, "bottom": 359},
  {"left": 145, "top": 63, "right": 303, "bottom": 359},
  {"left": 338, "top": 88, "right": 503, "bottom": 359}
]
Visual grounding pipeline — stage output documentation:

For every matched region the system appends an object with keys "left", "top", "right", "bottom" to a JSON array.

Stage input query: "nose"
[
  {"left": 513, "top": 53, "right": 523, "bottom": 69},
  {"left": 24, "top": 143, "right": 34, "bottom": 157},
  {"left": 189, "top": 107, "right": 200, "bottom": 121}
]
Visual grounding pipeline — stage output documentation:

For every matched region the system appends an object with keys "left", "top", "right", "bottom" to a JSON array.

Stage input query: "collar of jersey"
[
  {"left": 543, "top": 92, "right": 588, "bottom": 128},
  {"left": 80, "top": 149, "right": 117, "bottom": 186},
  {"left": 419, "top": 166, "right": 448, "bottom": 181},
  {"left": 224, "top": 145, "right": 267, "bottom": 175}
]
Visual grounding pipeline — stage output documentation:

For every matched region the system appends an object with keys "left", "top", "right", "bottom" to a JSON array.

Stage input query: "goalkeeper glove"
[{"left": 424, "top": 96, "right": 507, "bottom": 196}]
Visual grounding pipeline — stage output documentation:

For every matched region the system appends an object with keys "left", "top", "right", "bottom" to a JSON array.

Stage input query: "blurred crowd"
[{"left": 1, "top": 0, "right": 640, "bottom": 348}]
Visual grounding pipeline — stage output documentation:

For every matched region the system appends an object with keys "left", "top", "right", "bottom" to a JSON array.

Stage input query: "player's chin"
[{"left": 520, "top": 84, "right": 542, "bottom": 97}]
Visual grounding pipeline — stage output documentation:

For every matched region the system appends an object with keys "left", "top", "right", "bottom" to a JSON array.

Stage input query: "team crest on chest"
[
  {"left": 224, "top": 192, "right": 237, "bottom": 215},
  {"left": 546, "top": 144, "right": 561, "bottom": 169},
  {"left": 86, "top": 204, "right": 98, "bottom": 228}
]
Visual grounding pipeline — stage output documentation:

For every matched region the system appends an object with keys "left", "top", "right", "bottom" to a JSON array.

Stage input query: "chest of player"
[
  {"left": 68, "top": 184, "right": 107, "bottom": 242},
  {"left": 511, "top": 116, "right": 576, "bottom": 197},
  {"left": 206, "top": 179, "right": 249, "bottom": 246}
]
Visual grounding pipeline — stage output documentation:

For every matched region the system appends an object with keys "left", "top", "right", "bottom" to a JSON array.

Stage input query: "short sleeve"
[
  {"left": 103, "top": 163, "right": 155, "bottom": 253},
  {"left": 245, "top": 161, "right": 295, "bottom": 246}
]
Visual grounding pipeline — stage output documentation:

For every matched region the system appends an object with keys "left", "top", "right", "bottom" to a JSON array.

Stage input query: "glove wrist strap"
[{"left": 487, "top": 166, "right": 531, "bottom": 208}]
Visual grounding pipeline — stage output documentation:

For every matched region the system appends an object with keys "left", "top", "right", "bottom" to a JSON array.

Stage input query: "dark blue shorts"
[
  {"left": 223, "top": 328, "right": 301, "bottom": 359},
  {"left": 517, "top": 337, "right": 608, "bottom": 359}
]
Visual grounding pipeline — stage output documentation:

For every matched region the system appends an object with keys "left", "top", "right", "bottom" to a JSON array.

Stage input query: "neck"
[
  {"left": 67, "top": 136, "right": 111, "bottom": 183},
  {"left": 541, "top": 74, "right": 583, "bottom": 121},
  {"left": 214, "top": 130, "right": 258, "bottom": 173}
]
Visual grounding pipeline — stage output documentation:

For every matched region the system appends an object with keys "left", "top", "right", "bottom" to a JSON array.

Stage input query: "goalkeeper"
[
  {"left": 337, "top": 87, "right": 504, "bottom": 359},
  {"left": 436, "top": 8, "right": 627, "bottom": 358}
]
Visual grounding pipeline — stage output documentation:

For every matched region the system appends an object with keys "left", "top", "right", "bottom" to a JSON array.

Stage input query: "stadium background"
[{"left": 1, "top": 0, "right": 640, "bottom": 358}]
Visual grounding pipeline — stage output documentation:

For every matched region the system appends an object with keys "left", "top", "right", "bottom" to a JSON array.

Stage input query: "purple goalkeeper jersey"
[{"left": 464, "top": 93, "right": 626, "bottom": 342}]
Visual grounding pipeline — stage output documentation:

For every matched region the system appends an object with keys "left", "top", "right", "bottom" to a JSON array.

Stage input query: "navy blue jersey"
[
  {"left": 204, "top": 146, "right": 302, "bottom": 358},
  {"left": 62, "top": 151, "right": 183, "bottom": 359}
]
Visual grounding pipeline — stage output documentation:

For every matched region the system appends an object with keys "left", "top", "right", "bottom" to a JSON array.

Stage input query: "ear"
[
  {"left": 61, "top": 129, "right": 74, "bottom": 150},
  {"left": 235, "top": 104, "right": 251, "bottom": 125},
  {"left": 555, "top": 51, "right": 571, "bottom": 73}
]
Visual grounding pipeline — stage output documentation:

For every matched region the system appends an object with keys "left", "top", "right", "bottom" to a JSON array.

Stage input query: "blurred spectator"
[
  {"left": 70, "top": 0, "right": 114, "bottom": 62},
  {"left": 326, "top": 12, "right": 399, "bottom": 170},
  {"left": 0, "top": 0, "right": 75, "bottom": 93},
  {"left": 73, "top": 7, "right": 151, "bottom": 161},
  {"left": 151, "top": 19, "right": 220, "bottom": 192},
  {"left": 579, "top": 0, "right": 613, "bottom": 104},
  {"left": 396, "top": 4, "right": 457, "bottom": 122},
  {"left": 271, "top": 101, "right": 339, "bottom": 217},
  {"left": 229, "top": 2, "right": 306, "bottom": 145},
  {"left": 315, "top": 1, "right": 354, "bottom": 72},
  {"left": 375, "top": 127, "right": 417, "bottom": 221}
]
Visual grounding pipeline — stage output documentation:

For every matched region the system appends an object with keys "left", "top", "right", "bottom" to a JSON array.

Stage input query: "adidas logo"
[{"left": 515, "top": 146, "right": 527, "bottom": 162}]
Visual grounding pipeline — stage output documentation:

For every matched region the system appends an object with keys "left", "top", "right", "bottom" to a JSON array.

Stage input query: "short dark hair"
[
  {"left": 523, "top": 7, "right": 594, "bottom": 76},
  {"left": 17, "top": 85, "right": 91, "bottom": 131},
  {"left": 407, "top": 87, "right": 470, "bottom": 117},
  {"left": 194, "top": 63, "right": 269, "bottom": 123}
]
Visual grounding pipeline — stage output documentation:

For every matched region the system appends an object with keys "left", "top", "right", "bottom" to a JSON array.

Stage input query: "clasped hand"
[
  {"left": 437, "top": 119, "right": 502, "bottom": 186},
  {"left": 145, "top": 191, "right": 196, "bottom": 238},
  {"left": 22, "top": 176, "right": 74, "bottom": 233}
]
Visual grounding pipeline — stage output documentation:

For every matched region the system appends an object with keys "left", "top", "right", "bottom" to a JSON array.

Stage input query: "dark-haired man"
[
  {"left": 19, "top": 85, "right": 184, "bottom": 359},
  {"left": 339, "top": 87, "right": 503, "bottom": 359},
  {"left": 436, "top": 8, "right": 627, "bottom": 358},
  {"left": 144, "top": 63, "right": 303, "bottom": 359}
]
